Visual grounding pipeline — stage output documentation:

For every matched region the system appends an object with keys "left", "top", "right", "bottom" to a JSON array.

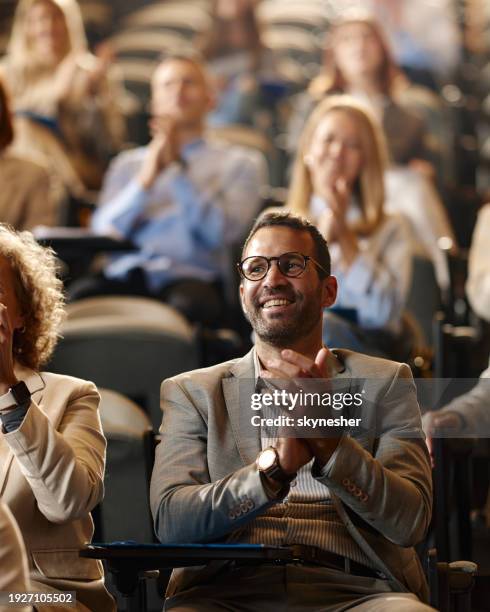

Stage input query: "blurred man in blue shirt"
[{"left": 70, "top": 54, "right": 267, "bottom": 325}]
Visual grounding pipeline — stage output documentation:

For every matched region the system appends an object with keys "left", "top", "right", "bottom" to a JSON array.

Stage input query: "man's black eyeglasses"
[{"left": 237, "top": 252, "right": 328, "bottom": 281}]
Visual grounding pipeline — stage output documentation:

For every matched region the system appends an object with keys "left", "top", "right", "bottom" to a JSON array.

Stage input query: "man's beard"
[{"left": 244, "top": 287, "right": 323, "bottom": 347}]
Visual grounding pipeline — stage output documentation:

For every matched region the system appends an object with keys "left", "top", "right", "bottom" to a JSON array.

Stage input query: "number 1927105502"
[{"left": 0, "top": 591, "right": 76, "bottom": 607}]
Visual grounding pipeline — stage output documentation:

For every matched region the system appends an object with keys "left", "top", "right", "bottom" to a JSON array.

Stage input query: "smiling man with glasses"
[{"left": 151, "top": 211, "right": 433, "bottom": 612}]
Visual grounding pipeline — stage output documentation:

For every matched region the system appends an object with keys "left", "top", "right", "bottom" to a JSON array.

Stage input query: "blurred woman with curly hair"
[{"left": 0, "top": 225, "right": 115, "bottom": 611}]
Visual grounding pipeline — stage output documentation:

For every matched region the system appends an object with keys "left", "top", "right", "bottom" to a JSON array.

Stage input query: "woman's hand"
[
  {"left": 315, "top": 177, "right": 359, "bottom": 264},
  {"left": 319, "top": 177, "right": 349, "bottom": 241},
  {"left": 0, "top": 304, "right": 18, "bottom": 394},
  {"left": 55, "top": 48, "right": 112, "bottom": 102}
]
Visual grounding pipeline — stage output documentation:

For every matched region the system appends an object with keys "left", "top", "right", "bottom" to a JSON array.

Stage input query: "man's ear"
[
  {"left": 321, "top": 275, "right": 337, "bottom": 308},
  {"left": 239, "top": 283, "right": 247, "bottom": 315}
]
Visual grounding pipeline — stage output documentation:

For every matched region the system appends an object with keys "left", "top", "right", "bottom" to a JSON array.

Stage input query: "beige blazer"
[
  {"left": 0, "top": 498, "right": 31, "bottom": 612},
  {"left": 151, "top": 348, "right": 432, "bottom": 602},
  {"left": 0, "top": 367, "right": 115, "bottom": 612},
  {"left": 0, "top": 153, "right": 59, "bottom": 230}
]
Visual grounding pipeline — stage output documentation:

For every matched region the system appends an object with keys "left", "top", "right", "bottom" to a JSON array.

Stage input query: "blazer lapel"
[{"left": 222, "top": 349, "right": 261, "bottom": 466}]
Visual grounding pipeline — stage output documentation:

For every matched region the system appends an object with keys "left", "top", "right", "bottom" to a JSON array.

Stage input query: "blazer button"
[
  {"left": 246, "top": 499, "right": 254, "bottom": 510},
  {"left": 240, "top": 502, "right": 248, "bottom": 513},
  {"left": 342, "top": 478, "right": 350, "bottom": 487},
  {"left": 348, "top": 483, "right": 357, "bottom": 493},
  {"left": 228, "top": 510, "right": 236, "bottom": 520},
  {"left": 360, "top": 493, "right": 369, "bottom": 502},
  {"left": 354, "top": 488, "right": 363, "bottom": 498}
]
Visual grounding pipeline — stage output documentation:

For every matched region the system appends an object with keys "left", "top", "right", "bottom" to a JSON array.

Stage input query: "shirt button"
[{"left": 290, "top": 479, "right": 297, "bottom": 487}]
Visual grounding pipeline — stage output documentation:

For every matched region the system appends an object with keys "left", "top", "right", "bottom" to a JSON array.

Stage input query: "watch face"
[{"left": 257, "top": 448, "right": 277, "bottom": 471}]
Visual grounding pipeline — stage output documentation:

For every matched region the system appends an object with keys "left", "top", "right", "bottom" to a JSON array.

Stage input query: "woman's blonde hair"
[
  {"left": 309, "top": 14, "right": 403, "bottom": 101},
  {"left": 287, "top": 95, "right": 388, "bottom": 236},
  {"left": 0, "top": 225, "right": 65, "bottom": 370},
  {"left": 7, "top": 0, "right": 87, "bottom": 72}
]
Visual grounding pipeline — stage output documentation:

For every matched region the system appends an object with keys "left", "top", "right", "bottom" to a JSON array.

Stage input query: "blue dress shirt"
[{"left": 92, "top": 138, "right": 267, "bottom": 291}]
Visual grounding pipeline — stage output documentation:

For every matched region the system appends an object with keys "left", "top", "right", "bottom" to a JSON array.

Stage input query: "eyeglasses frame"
[{"left": 237, "top": 251, "right": 329, "bottom": 281}]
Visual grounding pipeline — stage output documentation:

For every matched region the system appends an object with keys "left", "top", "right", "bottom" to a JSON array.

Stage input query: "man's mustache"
[{"left": 252, "top": 287, "right": 298, "bottom": 308}]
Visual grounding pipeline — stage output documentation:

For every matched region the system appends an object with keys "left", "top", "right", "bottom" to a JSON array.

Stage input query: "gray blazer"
[{"left": 150, "top": 349, "right": 432, "bottom": 601}]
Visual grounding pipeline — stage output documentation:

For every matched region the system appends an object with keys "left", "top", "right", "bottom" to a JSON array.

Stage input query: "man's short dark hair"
[{"left": 241, "top": 211, "right": 331, "bottom": 278}]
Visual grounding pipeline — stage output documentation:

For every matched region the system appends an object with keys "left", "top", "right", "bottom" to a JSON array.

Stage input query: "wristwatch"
[
  {"left": 0, "top": 381, "right": 31, "bottom": 413},
  {"left": 256, "top": 447, "right": 296, "bottom": 484}
]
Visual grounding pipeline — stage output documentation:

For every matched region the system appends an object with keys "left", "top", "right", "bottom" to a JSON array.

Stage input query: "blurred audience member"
[
  {"left": 200, "top": 0, "right": 282, "bottom": 129},
  {"left": 70, "top": 55, "right": 267, "bottom": 326},
  {"left": 0, "top": 77, "right": 59, "bottom": 230},
  {"left": 0, "top": 225, "right": 114, "bottom": 611},
  {"left": 287, "top": 13, "right": 451, "bottom": 184},
  {"left": 362, "top": 0, "right": 462, "bottom": 82},
  {"left": 288, "top": 13, "right": 456, "bottom": 289},
  {"left": 423, "top": 203, "right": 490, "bottom": 435},
  {"left": 423, "top": 203, "right": 490, "bottom": 447},
  {"left": 287, "top": 96, "right": 412, "bottom": 358},
  {"left": 0, "top": 498, "right": 31, "bottom": 612},
  {"left": 424, "top": 203, "right": 490, "bottom": 528},
  {"left": 0, "top": 0, "right": 131, "bottom": 194}
]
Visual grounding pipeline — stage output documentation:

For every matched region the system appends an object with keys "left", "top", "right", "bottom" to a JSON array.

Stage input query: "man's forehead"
[
  {"left": 152, "top": 59, "right": 206, "bottom": 84},
  {"left": 244, "top": 226, "right": 315, "bottom": 257}
]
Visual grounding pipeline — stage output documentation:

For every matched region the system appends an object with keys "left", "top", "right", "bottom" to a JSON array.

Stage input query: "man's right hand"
[{"left": 138, "top": 117, "right": 180, "bottom": 190}]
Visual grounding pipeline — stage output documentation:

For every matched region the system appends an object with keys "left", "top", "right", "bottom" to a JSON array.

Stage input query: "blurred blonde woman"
[
  {"left": 288, "top": 12, "right": 449, "bottom": 176},
  {"left": 0, "top": 0, "right": 131, "bottom": 194},
  {"left": 288, "top": 13, "right": 456, "bottom": 289},
  {"left": 0, "top": 225, "right": 114, "bottom": 611},
  {"left": 287, "top": 95, "right": 413, "bottom": 358}
]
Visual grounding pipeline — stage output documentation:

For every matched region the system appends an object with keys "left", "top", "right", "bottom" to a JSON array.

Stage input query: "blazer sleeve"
[
  {"left": 2, "top": 380, "right": 106, "bottom": 524},
  {"left": 150, "top": 379, "right": 274, "bottom": 544},
  {"left": 312, "top": 363, "right": 432, "bottom": 547},
  {"left": 440, "top": 363, "right": 490, "bottom": 435}
]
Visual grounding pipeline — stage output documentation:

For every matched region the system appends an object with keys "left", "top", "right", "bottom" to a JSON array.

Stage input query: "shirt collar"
[{"left": 181, "top": 137, "right": 206, "bottom": 162}]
